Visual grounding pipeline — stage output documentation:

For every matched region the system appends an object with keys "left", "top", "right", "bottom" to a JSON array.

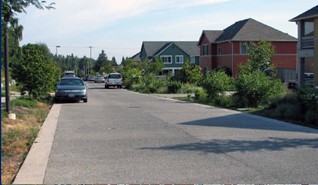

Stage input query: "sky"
[{"left": 18, "top": 0, "right": 317, "bottom": 63}]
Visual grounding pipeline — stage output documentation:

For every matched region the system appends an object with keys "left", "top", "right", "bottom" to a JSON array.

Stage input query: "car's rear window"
[
  {"left": 108, "top": 74, "right": 122, "bottom": 79},
  {"left": 60, "top": 79, "right": 84, "bottom": 86}
]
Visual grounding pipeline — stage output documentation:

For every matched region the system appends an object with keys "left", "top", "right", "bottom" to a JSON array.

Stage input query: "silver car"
[{"left": 105, "top": 73, "right": 123, "bottom": 89}]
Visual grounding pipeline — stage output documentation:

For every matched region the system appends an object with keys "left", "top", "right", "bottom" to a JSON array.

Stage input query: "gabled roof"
[
  {"left": 130, "top": 52, "right": 141, "bottom": 61},
  {"left": 198, "top": 30, "right": 223, "bottom": 44},
  {"left": 215, "top": 18, "right": 296, "bottom": 42},
  {"left": 141, "top": 41, "right": 167, "bottom": 57},
  {"left": 290, "top": 5, "right": 318, "bottom": 22},
  {"left": 141, "top": 41, "right": 200, "bottom": 58}
]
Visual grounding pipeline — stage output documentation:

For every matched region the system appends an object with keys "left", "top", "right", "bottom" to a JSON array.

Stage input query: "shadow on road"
[
  {"left": 178, "top": 113, "right": 318, "bottom": 133},
  {"left": 140, "top": 137, "right": 318, "bottom": 154}
]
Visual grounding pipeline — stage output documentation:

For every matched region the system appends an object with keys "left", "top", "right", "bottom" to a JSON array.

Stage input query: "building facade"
[
  {"left": 290, "top": 5, "right": 318, "bottom": 86},
  {"left": 198, "top": 18, "right": 297, "bottom": 82},
  {"left": 139, "top": 41, "right": 200, "bottom": 75}
]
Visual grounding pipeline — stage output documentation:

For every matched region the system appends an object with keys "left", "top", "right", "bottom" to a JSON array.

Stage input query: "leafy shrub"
[
  {"left": 194, "top": 88, "right": 207, "bottom": 103},
  {"left": 305, "top": 110, "right": 318, "bottom": 124},
  {"left": 275, "top": 103, "right": 302, "bottom": 120},
  {"left": 213, "top": 95, "right": 235, "bottom": 108},
  {"left": 179, "top": 83, "right": 202, "bottom": 94},
  {"left": 235, "top": 72, "right": 286, "bottom": 107},
  {"left": 296, "top": 86, "right": 318, "bottom": 112},
  {"left": 167, "top": 81, "right": 182, "bottom": 93},
  {"left": 202, "top": 70, "right": 234, "bottom": 97}
]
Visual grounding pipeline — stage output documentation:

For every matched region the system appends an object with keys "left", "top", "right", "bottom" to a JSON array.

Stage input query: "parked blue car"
[{"left": 55, "top": 77, "right": 88, "bottom": 103}]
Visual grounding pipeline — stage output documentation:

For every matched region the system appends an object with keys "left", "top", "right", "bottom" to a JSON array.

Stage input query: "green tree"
[
  {"left": 11, "top": 43, "right": 61, "bottom": 99},
  {"left": 244, "top": 40, "right": 276, "bottom": 77},
  {"left": 202, "top": 70, "right": 234, "bottom": 97},
  {"left": 176, "top": 60, "right": 203, "bottom": 84},
  {"left": 144, "top": 57, "right": 164, "bottom": 75}
]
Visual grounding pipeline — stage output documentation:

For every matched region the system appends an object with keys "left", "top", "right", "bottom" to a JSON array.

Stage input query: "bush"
[
  {"left": 202, "top": 70, "right": 234, "bottom": 97},
  {"left": 305, "top": 109, "right": 318, "bottom": 124},
  {"left": 167, "top": 81, "right": 182, "bottom": 93},
  {"left": 213, "top": 95, "right": 235, "bottom": 108},
  {"left": 235, "top": 72, "right": 286, "bottom": 107},
  {"left": 275, "top": 103, "right": 302, "bottom": 120},
  {"left": 194, "top": 88, "right": 207, "bottom": 103},
  {"left": 179, "top": 83, "right": 202, "bottom": 94}
]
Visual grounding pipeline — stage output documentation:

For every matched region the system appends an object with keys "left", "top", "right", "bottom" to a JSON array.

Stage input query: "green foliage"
[
  {"left": 11, "top": 43, "right": 60, "bottom": 99},
  {"left": 235, "top": 72, "right": 286, "bottom": 107},
  {"left": 11, "top": 97, "right": 37, "bottom": 108},
  {"left": 246, "top": 40, "right": 277, "bottom": 77},
  {"left": 305, "top": 110, "right": 318, "bottom": 124},
  {"left": 179, "top": 83, "right": 202, "bottom": 94},
  {"left": 120, "top": 59, "right": 143, "bottom": 89},
  {"left": 213, "top": 95, "right": 235, "bottom": 108},
  {"left": 202, "top": 70, "right": 234, "bottom": 97},
  {"left": 194, "top": 88, "right": 207, "bottom": 103},
  {"left": 167, "top": 81, "right": 182, "bottom": 93},
  {"left": 144, "top": 57, "right": 164, "bottom": 75},
  {"left": 94, "top": 50, "right": 115, "bottom": 74},
  {"left": 175, "top": 60, "right": 203, "bottom": 84}
]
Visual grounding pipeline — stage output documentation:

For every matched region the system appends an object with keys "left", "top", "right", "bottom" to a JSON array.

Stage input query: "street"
[{"left": 27, "top": 82, "right": 318, "bottom": 183}]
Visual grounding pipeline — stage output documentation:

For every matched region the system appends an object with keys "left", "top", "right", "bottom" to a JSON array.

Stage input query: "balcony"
[{"left": 301, "top": 36, "right": 314, "bottom": 49}]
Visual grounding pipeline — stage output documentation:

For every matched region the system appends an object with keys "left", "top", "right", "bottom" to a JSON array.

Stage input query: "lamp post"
[{"left": 56, "top": 45, "right": 60, "bottom": 56}]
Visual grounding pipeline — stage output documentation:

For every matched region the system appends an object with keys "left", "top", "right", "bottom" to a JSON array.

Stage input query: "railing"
[{"left": 301, "top": 36, "right": 314, "bottom": 49}]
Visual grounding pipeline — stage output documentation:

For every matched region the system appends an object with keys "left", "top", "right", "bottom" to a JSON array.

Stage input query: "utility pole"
[{"left": 89, "top": 46, "right": 92, "bottom": 75}]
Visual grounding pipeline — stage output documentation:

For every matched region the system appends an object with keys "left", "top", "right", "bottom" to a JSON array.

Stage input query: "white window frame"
[
  {"left": 160, "top": 55, "right": 172, "bottom": 64},
  {"left": 175, "top": 55, "right": 184, "bottom": 64}
]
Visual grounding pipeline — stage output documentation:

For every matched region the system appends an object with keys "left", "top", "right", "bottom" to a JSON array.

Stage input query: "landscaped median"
[{"left": 1, "top": 98, "right": 51, "bottom": 184}]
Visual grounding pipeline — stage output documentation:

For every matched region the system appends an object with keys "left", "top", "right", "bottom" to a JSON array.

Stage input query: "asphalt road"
[{"left": 41, "top": 82, "right": 318, "bottom": 183}]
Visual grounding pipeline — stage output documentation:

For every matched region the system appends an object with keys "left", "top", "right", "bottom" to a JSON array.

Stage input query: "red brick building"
[{"left": 198, "top": 18, "right": 297, "bottom": 82}]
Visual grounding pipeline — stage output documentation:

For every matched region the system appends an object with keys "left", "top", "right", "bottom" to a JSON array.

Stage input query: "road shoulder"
[{"left": 13, "top": 104, "right": 61, "bottom": 184}]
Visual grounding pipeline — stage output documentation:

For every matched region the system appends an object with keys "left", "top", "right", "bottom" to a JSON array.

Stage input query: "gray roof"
[
  {"left": 130, "top": 52, "right": 141, "bottom": 61},
  {"left": 199, "top": 30, "right": 223, "bottom": 43},
  {"left": 142, "top": 41, "right": 200, "bottom": 57},
  {"left": 290, "top": 5, "right": 318, "bottom": 21},
  {"left": 215, "top": 18, "right": 296, "bottom": 42}
]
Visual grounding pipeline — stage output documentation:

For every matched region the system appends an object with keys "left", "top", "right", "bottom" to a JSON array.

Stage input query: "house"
[
  {"left": 129, "top": 52, "right": 141, "bottom": 62},
  {"left": 290, "top": 5, "right": 318, "bottom": 86},
  {"left": 198, "top": 18, "right": 297, "bottom": 82},
  {"left": 139, "top": 41, "right": 200, "bottom": 75}
]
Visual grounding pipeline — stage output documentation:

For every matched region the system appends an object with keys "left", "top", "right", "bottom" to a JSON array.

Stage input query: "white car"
[{"left": 105, "top": 73, "right": 123, "bottom": 88}]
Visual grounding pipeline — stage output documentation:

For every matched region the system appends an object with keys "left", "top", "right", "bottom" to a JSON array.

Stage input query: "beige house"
[{"left": 290, "top": 5, "right": 318, "bottom": 86}]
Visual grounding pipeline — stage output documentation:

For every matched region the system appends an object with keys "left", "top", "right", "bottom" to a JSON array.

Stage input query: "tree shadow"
[
  {"left": 178, "top": 113, "right": 318, "bottom": 133},
  {"left": 140, "top": 137, "right": 318, "bottom": 154}
]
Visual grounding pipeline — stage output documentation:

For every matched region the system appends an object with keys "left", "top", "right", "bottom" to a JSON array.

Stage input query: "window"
[
  {"left": 175, "top": 55, "right": 184, "bottom": 64},
  {"left": 203, "top": 45, "right": 209, "bottom": 55},
  {"left": 217, "top": 44, "right": 221, "bottom": 55},
  {"left": 160, "top": 56, "right": 172, "bottom": 64},
  {"left": 240, "top": 42, "right": 250, "bottom": 54},
  {"left": 190, "top": 56, "right": 195, "bottom": 64},
  {"left": 302, "top": 21, "right": 314, "bottom": 37}
]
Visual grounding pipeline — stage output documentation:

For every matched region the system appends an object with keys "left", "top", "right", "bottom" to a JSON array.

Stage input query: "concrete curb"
[{"left": 13, "top": 104, "right": 61, "bottom": 184}]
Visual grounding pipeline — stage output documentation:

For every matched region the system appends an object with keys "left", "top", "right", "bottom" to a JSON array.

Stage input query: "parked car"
[
  {"left": 64, "top": 70, "right": 75, "bottom": 77},
  {"left": 105, "top": 73, "right": 123, "bottom": 89},
  {"left": 55, "top": 77, "right": 88, "bottom": 103},
  {"left": 94, "top": 75, "right": 105, "bottom": 83}
]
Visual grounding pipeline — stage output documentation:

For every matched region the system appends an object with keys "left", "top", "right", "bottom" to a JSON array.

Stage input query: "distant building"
[
  {"left": 139, "top": 41, "right": 200, "bottom": 75},
  {"left": 290, "top": 5, "right": 318, "bottom": 86},
  {"left": 198, "top": 18, "right": 297, "bottom": 82}
]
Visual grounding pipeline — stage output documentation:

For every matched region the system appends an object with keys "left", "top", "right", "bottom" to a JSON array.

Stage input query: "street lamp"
[{"left": 56, "top": 45, "right": 60, "bottom": 56}]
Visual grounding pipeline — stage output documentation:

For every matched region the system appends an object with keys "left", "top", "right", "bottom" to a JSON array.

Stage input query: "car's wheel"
[
  {"left": 83, "top": 99, "right": 88, "bottom": 103},
  {"left": 118, "top": 85, "right": 122, "bottom": 89},
  {"left": 105, "top": 85, "right": 108, "bottom": 89}
]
